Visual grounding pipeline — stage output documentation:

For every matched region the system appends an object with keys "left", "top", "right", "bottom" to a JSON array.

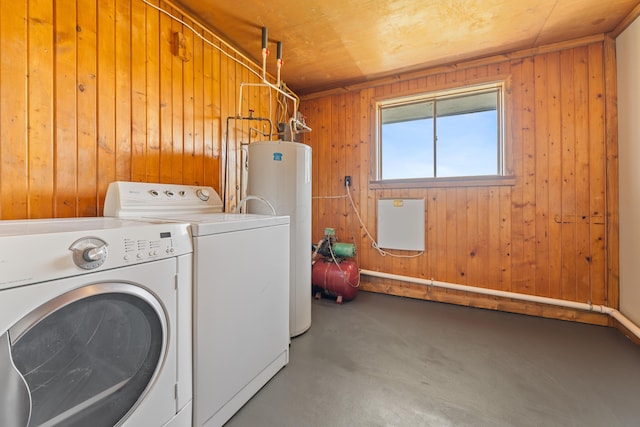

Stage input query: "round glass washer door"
[{"left": 0, "top": 283, "right": 167, "bottom": 427}]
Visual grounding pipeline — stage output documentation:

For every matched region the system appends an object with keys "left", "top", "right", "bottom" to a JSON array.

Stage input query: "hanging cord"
[
  {"left": 345, "top": 185, "right": 424, "bottom": 258},
  {"left": 313, "top": 186, "right": 423, "bottom": 258}
]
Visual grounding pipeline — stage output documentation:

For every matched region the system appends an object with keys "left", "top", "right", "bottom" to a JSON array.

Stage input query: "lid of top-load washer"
[{"left": 142, "top": 213, "right": 290, "bottom": 236}]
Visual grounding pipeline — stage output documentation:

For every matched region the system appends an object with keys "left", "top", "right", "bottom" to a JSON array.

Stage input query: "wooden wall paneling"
[
  {"left": 170, "top": 12, "right": 184, "bottom": 184},
  {"left": 330, "top": 93, "right": 346, "bottom": 238},
  {"left": 130, "top": 0, "right": 147, "bottom": 183},
  {"left": 230, "top": 53, "right": 241, "bottom": 209},
  {"left": 158, "top": 2, "right": 173, "bottom": 184},
  {"left": 245, "top": 64, "right": 255, "bottom": 189},
  {"left": 227, "top": 51, "right": 239, "bottom": 209},
  {"left": 516, "top": 57, "right": 537, "bottom": 294},
  {"left": 343, "top": 92, "right": 356, "bottom": 247},
  {"left": 202, "top": 39, "right": 214, "bottom": 188},
  {"left": 249, "top": 66, "right": 259, "bottom": 123},
  {"left": 349, "top": 91, "right": 362, "bottom": 250},
  {"left": 587, "top": 42, "right": 607, "bottom": 305},
  {"left": 144, "top": 3, "right": 160, "bottom": 183},
  {"left": 455, "top": 187, "right": 468, "bottom": 285},
  {"left": 306, "top": 97, "right": 317, "bottom": 237},
  {"left": 573, "top": 46, "right": 592, "bottom": 303},
  {"left": 442, "top": 185, "right": 457, "bottom": 283},
  {"left": 465, "top": 187, "right": 480, "bottom": 285},
  {"left": 209, "top": 39, "right": 222, "bottom": 190},
  {"left": 425, "top": 188, "right": 436, "bottom": 279},
  {"left": 533, "top": 53, "right": 551, "bottom": 297},
  {"left": 431, "top": 188, "right": 448, "bottom": 281},
  {"left": 316, "top": 96, "right": 332, "bottom": 240},
  {"left": 499, "top": 186, "right": 512, "bottom": 290},
  {"left": 193, "top": 31, "right": 204, "bottom": 185},
  {"left": 0, "top": 0, "right": 273, "bottom": 218},
  {"left": 471, "top": 64, "right": 489, "bottom": 80},
  {"left": 410, "top": 186, "right": 427, "bottom": 278},
  {"left": 77, "top": 0, "right": 98, "bottom": 216},
  {"left": 546, "top": 51, "right": 563, "bottom": 299},
  {"left": 476, "top": 187, "right": 491, "bottom": 287},
  {"left": 97, "top": 0, "right": 116, "bottom": 215},
  {"left": 303, "top": 100, "right": 318, "bottom": 242},
  {"left": 304, "top": 101, "right": 320, "bottom": 239},
  {"left": 341, "top": 93, "right": 351, "bottom": 242},
  {"left": 508, "top": 59, "right": 525, "bottom": 294},
  {"left": 341, "top": 93, "right": 351, "bottom": 241},
  {"left": 358, "top": 89, "right": 373, "bottom": 269},
  {"left": 54, "top": 0, "right": 79, "bottom": 217},
  {"left": 181, "top": 20, "right": 194, "bottom": 185},
  {"left": 219, "top": 49, "right": 230, "bottom": 208},
  {"left": 0, "top": 1, "right": 29, "bottom": 220},
  {"left": 560, "top": 48, "right": 578, "bottom": 301},
  {"left": 300, "top": 44, "right": 610, "bottom": 320},
  {"left": 604, "top": 36, "right": 619, "bottom": 309},
  {"left": 27, "top": 0, "right": 55, "bottom": 218},
  {"left": 230, "top": 57, "right": 239, "bottom": 203},
  {"left": 522, "top": 57, "right": 537, "bottom": 295},
  {"left": 235, "top": 55, "right": 246, "bottom": 172},
  {"left": 114, "top": 0, "right": 132, "bottom": 182},
  {"left": 376, "top": 187, "right": 391, "bottom": 275},
  {"left": 487, "top": 187, "right": 504, "bottom": 289},
  {"left": 371, "top": 88, "right": 387, "bottom": 275}
]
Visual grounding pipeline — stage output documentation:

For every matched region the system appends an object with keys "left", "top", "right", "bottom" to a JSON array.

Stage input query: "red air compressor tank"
[{"left": 312, "top": 259, "right": 359, "bottom": 304}]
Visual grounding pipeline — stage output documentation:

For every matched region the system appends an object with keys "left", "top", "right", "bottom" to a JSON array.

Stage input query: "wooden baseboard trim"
[{"left": 360, "top": 277, "right": 611, "bottom": 327}]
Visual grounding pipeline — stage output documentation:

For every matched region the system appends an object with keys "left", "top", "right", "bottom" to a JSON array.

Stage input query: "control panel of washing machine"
[
  {"left": 0, "top": 218, "right": 192, "bottom": 290},
  {"left": 120, "top": 231, "right": 182, "bottom": 263},
  {"left": 68, "top": 232, "right": 184, "bottom": 270}
]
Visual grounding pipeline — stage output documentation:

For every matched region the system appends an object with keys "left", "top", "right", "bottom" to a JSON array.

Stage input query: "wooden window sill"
[{"left": 369, "top": 176, "right": 516, "bottom": 189}]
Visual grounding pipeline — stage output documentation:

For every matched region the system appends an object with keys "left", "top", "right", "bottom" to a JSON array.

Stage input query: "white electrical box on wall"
[{"left": 377, "top": 198, "right": 425, "bottom": 251}]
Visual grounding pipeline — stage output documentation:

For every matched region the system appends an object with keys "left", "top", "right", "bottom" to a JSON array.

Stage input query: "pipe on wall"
[{"left": 359, "top": 269, "right": 640, "bottom": 341}]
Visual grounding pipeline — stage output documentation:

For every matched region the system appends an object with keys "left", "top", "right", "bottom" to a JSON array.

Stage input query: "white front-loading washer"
[
  {"left": 104, "top": 181, "right": 290, "bottom": 427},
  {"left": 0, "top": 217, "right": 193, "bottom": 427}
]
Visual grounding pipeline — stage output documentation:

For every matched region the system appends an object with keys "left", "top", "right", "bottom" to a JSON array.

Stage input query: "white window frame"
[{"left": 374, "top": 81, "right": 506, "bottom": 185}]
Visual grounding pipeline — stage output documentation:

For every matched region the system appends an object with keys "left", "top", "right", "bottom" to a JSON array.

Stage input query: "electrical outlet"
[{"left": 344, "top": 176, "right": 351, "bottom": 187}]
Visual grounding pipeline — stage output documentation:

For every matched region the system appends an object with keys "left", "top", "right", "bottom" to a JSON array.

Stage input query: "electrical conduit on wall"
[{"left": 359, "top": 269, "right": 640, "bottom": 341}]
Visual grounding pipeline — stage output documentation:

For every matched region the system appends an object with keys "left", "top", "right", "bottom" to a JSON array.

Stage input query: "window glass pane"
[
  {"left": 436, "top": 109, "right": 498, "bottom": 177},
  {"left": 381, "top": 101, "right": 434, "bottom": 179},
  {"left": 377, "top": 84, "right": 502, "bottom": 181}
]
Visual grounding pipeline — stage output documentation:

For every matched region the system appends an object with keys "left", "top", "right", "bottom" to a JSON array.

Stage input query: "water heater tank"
[{"left": 247, "top": 140, "right": 312, "bottom": 337}]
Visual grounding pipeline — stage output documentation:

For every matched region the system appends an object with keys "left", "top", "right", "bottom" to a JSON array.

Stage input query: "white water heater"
[{"left": 247, "top": 140, "right": 312, "bottom": 337}]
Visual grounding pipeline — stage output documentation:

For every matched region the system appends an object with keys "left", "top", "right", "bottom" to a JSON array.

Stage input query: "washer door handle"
[{"left": 0, "top": 332, "right": 31, "bottom": 427}]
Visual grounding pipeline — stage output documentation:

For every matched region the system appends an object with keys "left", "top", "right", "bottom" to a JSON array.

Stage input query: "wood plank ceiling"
[{"left": 173, "top": 0, "right": 639, "bottom": 95}]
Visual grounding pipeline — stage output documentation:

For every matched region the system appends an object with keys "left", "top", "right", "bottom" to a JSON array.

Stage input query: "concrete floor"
[{"left": 225, "top": 291, "right": 640, "bottom": 427}]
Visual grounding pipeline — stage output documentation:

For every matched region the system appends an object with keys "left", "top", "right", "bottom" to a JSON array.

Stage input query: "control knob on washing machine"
[
  {"left": 196, "top": 188, "right": 210, "bottom": 201},
  {"left": 69, "top": 237, "right": 108, "bottom": 270}
]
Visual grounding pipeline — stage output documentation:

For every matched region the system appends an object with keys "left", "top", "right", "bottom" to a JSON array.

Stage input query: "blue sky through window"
[{"left": 381, "top": 110, "right": 498, "bottom": 179}]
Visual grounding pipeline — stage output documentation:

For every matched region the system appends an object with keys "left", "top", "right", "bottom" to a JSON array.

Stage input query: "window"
[{"left": 376, "top": 82, "right": 504, "bottom": 182}]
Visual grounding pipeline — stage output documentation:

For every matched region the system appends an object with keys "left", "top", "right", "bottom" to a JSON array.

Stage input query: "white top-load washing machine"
[
  {"left": 104, "top": 181, "right": 290, "bottom": 427},
  {"left": 0, "top": 217, "right": 193, "bottom": 427}
]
